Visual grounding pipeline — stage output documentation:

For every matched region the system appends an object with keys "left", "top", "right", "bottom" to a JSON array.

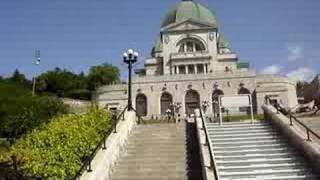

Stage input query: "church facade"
[{"left": 95, "top": 0, "right": 298, "bottom": 118}]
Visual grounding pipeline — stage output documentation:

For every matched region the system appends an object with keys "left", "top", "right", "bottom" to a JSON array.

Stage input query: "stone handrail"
[{"left": 77, "top": 111, "right": 137, "bottom": 180}]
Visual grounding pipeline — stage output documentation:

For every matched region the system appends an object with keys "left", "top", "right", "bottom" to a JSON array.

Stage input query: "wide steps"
[
  {"left": 205, "top": 121, "right": 318, "bottom": 180},
  {"left": 110, "top": 123, "right": 188, "bottom": 180}
]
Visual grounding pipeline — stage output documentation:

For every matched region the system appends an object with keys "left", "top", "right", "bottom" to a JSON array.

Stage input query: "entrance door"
[
  {"left": 136, "top": 94, "right": 147, "bottom": 116},
  {"left": 161, "top": 92, "right": 173, "bottom": 115},
  {"left": 212, "top": 89, "right": 224, "bottom": 117},
  {"left": 185, "top": 90, "right": 200, "bottom": 116}
]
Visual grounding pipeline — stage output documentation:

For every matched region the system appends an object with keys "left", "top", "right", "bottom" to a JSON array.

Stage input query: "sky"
[{"left": 0, "top": 0, "right": 319, "bottom": 81}]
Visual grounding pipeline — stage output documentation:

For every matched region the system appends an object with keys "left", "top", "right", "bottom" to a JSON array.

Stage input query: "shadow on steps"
[{"left": 186, "top": 122, "right": 204, "bottom": 180}]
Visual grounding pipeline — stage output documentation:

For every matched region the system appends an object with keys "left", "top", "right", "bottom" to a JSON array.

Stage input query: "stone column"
[
  {"left": 185, "top": 65, "right": 189, "bottom": 74},
  {"left": 177, "top": 66, "right": 180, "bottom": 74},
  {"left": 194, "top": 64, "right": 197, "bottom": 74}
]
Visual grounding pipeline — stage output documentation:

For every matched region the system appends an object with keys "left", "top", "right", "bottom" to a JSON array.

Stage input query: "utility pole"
[{"left": 32, "top": 49, "right": 40, "bottom": 97}]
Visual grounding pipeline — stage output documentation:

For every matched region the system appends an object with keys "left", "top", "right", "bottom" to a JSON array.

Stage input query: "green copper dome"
[{"left": 161, "top": 0, "right": 217, "bottom": 28}]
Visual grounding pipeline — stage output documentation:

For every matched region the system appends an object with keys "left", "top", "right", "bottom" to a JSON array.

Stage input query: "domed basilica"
[{"left": 95, "top": 0, "right": 297, "bottom": 118}]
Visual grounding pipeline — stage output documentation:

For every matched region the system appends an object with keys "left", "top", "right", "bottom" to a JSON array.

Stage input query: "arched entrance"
[
  {"left": 212, "top": 89, "right": 224, "bottom": 117},
  {"left": 161, "top": 92, "right": 173, "bottom": 115},
  {"left": 185, "top": 90, "right": 200, "bottom": 116},
  {"left": 238, "top": 87, "right": 251, "bottom": 114},
  {"left": 238, "top": 87, "right": 250, "bottom": 95},
  {"left": 136, "top": 94, "right": 147, "bottom": 116}
]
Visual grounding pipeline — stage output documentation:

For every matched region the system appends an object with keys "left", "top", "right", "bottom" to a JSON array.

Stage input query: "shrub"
[
  {"left": 9, "top": 107, "right": 111, "bottom": 179},
  {"left": 0, "top": 95, "right": 67, "bottom": 138},
  {"left": 65, "top": 89, "right": 92, "bottom": 100}
]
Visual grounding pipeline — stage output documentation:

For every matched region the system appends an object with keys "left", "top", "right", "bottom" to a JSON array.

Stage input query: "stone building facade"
[{"left": 95, "top": 0, "right": 297, "bottom": 118}]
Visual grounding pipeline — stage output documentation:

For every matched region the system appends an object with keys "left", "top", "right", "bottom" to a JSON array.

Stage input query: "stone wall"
[
  {"left": 79, "top": 111, "right": 137, "bottom": 180},
  {"left": 263, "top": 105, "right": 320, "bottom": 174}
]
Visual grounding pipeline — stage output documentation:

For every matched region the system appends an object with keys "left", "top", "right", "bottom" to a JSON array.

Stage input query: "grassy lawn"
[{"left": 223, "top": 114, "right": 264, "bottom": 122}]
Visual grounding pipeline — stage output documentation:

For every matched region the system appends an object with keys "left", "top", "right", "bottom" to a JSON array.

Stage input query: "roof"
[{"left": 161, "top": 0, "right": 217, "bottom": 28}]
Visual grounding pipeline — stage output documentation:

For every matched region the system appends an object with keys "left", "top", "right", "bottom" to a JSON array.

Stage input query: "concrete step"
[
  {"left": 205, "top": 120, "right": 318, "bottom": 180},
  {"left": 111, "top": 124, "right": 188, "bottom": 180},
  {"left": 220, "top": 168, "right": 311, "bottom": 178},
  {"left": 221, "top": 174, "right": 318, "bottom": 180},
  {"left": 211, "top": 139, "right": 286, "bottom": 147},
  {"left": 214, "top": 147, "right": 292, "bottom": 156},
  {"left": 209, "top": 131, "right": 278, "bottom": 138},
  {"left": 211, "top": 134, "right": 279, "bottom": 142},
  {"left": 215, "top": 152, "right": 297, "bottom": 160},
  {"left": 219, "top": 162, "right": 306, "bottom": 173},
  {"left": 212, "top": 142, "right": 289, "bottom": 150},
  {"left": 216, "top": 157, "right": 301, "bottom": 166},
  {"left": 208, "top": 128, "right": 274, "bottom": 135},
  {"left": 207, "top": 122, "right": 269, "bottom": 128}
]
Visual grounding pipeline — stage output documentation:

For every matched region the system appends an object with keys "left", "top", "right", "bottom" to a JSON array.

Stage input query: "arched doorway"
[
  {"left": 185, "top": 90, "right": 200, "bottom": 116},
  {"left": 136, "top": 94, "right": 147, "bottom": 116},
  {"left": 238, "top": 87, "right": 250, "bottom": 95},
  {"left": 161, "top": 92, "right": 173, "bottom": 115},
  {"left": 212, "top": 89, "right": 224, "bottom": 117},
  {"left": 238, "top": 87, "right": 251, "bottom": 114}
]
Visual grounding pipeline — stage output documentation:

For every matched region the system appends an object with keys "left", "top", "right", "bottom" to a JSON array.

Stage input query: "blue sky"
[{"left": 0, "top": 0, "right": 319, "bottom": 81}]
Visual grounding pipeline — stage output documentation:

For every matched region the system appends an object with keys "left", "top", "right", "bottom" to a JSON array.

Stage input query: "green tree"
[
  {"left": 87, "top": 63, "right": 119, "bottom": 90},
  {"left": 8, "top": 69, "right": 31, "bottom": 88},
  {"left": 36, "top": 68, "right": 87, "bottom": 97}
]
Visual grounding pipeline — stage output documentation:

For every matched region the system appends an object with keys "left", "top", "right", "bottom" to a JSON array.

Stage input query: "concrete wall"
[
  {"left": 263, "top": 105, "right": 320, "bottom": 174},
  {"left": 195, "top": 116, "right": 217, "bottom": 180},
  {"left": 132, "top": 71, "right": 257, "bottom": 117},
  {"left": 79, "top": 111, "right": 137, "bottom": 180},
  {"left": 256, "top": 75, "right": 298, "bottom": 113}
]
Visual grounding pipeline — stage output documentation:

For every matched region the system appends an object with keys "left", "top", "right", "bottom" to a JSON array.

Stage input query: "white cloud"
[
  {"left": 287, "top": 43, "right": 304, "bottom": 61},
  {"left": 261, "top": 65, "right": 282, "bottom": 75},
  {"left": 286, "top": 67, "right": 316, "bottom": 82}
]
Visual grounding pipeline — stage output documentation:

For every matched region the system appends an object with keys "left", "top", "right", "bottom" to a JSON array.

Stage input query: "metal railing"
[
  {"left": 198, "top": 109, "right": 220, "bottom": 180},
  {"left": 73, "top": 105, "right": 128, "bottom": 180},
  {"left": 265, "top": 97, "right": 320, "bottom": 142}
]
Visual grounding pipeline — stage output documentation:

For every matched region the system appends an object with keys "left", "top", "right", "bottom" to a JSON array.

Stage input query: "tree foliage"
[
  {"left": 87, "top": 63, "right": 119, "bottom": 90},
  {"left": 9, "top": 108, "right": 111, "bottom": 179},
  {"left": 0, "top": 82, "right": 67, "bottom": 138},
  {"left": 35, "top": 63, "right": 119, "bottom": 99}
]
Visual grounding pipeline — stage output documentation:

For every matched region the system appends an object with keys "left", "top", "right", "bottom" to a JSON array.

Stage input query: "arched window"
[
  {"left": 136, "top": 94, "right": 147, "bottom": 116},
  {"left": 177, "top": 38, "right": 206, "bottom": 53},
  {"left": 160, "top": 92, "right": 173, "bottom": 115}
]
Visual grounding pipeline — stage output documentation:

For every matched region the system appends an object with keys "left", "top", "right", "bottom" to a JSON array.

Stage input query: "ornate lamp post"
[{"left": 123, "top": 49, "right": 138, "bottom": 111}]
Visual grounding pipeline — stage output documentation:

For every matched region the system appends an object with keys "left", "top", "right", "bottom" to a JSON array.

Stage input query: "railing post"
[
  {"left": 102, "top": 139, "right": 106, "bottom": 150},
  {"left": 289, "top": 115, "right": 293, "bottom": 126},
  {"left": 87, "top": 159, "right": 92, "bottom": 172},
  {"left": 113, "top": 114, "right": 117, "bottom": 133},
  {"left": 307, "top": 129, "right": 311, "bottom": 141}
]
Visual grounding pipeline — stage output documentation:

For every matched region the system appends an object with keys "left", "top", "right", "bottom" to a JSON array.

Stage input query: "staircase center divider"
[
  {"left": 73, "top": 105, "right": 128, "bottom": 180},
  {"left": 198, "top": 109, "right": 220, "bottom": 180},
  {"left": 265, "top": 96, "right": 320, "bottom": 142}
]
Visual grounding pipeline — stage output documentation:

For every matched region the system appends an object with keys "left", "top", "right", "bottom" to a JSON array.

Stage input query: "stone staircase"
[
  {"left": 206, "top": 121, "right": 319, "bottom": 180},
  {"left": 110, "top": 123, "right": 188, "bottom": 180}
]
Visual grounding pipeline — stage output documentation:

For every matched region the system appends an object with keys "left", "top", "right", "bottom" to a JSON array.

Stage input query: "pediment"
[{"left": 161, "top": 19, "right": 216, "bottom": 32}]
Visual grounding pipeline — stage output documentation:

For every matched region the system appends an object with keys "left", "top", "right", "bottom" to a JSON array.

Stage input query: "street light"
[
  {"left": 32, "top": 50, "right": 41, "bottom": 97},
  {"left": 123, "top": 49, "right": 138, "bottom": 111}
]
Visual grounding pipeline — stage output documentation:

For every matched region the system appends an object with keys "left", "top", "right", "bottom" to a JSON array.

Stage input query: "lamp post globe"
[{"left": 123, "top": 49, "right": 138, "bottom": 111}]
